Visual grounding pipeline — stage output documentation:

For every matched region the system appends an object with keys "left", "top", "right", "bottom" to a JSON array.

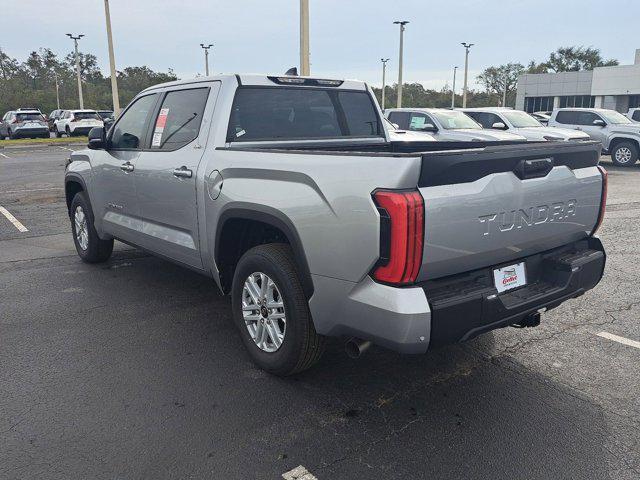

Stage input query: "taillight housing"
[
  {"left": 591, "top": 165, "right": 608, "bottom": 235},
  {"left": 372, "top": 189, "right": 424, "bottom": 285}
]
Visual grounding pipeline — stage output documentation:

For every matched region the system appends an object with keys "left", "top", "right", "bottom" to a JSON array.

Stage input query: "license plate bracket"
[{"left": 493, "top": 262, "right": 527, "bottom": 293}]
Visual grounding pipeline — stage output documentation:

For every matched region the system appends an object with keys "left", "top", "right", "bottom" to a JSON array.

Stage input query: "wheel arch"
[
  {"left": 609, "top": 136, "right": 640, "bottom": 153},
  {"left": 64, "top": 173, "right": 88, "bottom": 216},
  {"left": 214, "top": 205, "right": 314, "bottom": 298}
]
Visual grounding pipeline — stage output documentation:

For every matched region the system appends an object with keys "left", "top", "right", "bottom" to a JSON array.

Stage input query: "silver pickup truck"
[{"left": 65, "top": 74, "right": 607, "bottom": 376}]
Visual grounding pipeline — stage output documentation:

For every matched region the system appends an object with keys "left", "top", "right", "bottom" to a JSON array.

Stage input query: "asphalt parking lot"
[{"left": 1, "top": 146, "right": 639, "bottom": 480}]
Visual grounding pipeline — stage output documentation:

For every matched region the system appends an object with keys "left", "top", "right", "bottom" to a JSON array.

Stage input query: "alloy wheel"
[
  {"left": 241, "top": 272, "right": 286, "bottom": 352},
  {"left": 74, "top": 206, "right": 89, "bottom": 250}
]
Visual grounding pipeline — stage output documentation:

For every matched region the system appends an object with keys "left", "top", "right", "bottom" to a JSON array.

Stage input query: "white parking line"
[
  {"left": 0, "top": 206, "right": 28, "bottom": 232},
  {"left": 282, "top": 465, "right": 318, "bottom": 480},
  {"left": 58, "top": 146, "right": 74, "bottom": 151},
  {"left": 0, "top": 152, "right": 9, "bottom": 158},
  {"left": 596, "top": 331, "right": 640, "bottom": 350},
  {"left": 3, "top": 187, "right": 63, "bottom": 194}
]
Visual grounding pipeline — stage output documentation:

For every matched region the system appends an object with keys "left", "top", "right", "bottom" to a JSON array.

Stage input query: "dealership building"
[{"left": 516, "top": 49, "right": 640, "bottom": 113}]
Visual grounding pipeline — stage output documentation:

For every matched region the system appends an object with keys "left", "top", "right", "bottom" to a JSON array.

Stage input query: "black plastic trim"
[
  {"left": 215, "top": 206, "right": 314, "bottom": 298},
  {"left": 421, "top": 237, "right": 606, "bottom": 348},
  {"left": 418, "top": 141, "right": 601, "bottom": 187}
]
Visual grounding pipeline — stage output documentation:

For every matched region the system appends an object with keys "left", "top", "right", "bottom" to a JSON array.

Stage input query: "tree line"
[
  {"left": 0, "top": 47, "right": 177, "bottom": 115},
  {"left": 375, "top": 46, "right": 618, "bottom": 109},
  {"left": 0, "top": 45, "right": 618, "bottom": 115}
]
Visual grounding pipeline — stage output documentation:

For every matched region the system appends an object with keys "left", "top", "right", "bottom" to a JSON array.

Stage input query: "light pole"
[
  {"left": 461, "top": 42, "right": 474, "bottom": 108},
  {"left": 394, "top": 20, "right": 408, "bottom": 108},
  {"left": 381, "top": 58, "right": 390, "bottom": 111},
  {"left": 200, "top": 43, "right": 213, "bottom": 76},
  {"left": 66, "top": 33, "right": 85, "bottom": 109},
  {"left": 53, "top": 71, "right": 60, "bottom": 110},
  {"left": 451, "top": 66, "right": 458, "bottom": 109},
  {"left": 103, "top": 0, "right": 120, "bottom": 114},
  {"left": 300, "top": 0, "right": 310, "bottom": 75},
  {"left": 502, "top": 72, "right": 508, "bottom": 107}
]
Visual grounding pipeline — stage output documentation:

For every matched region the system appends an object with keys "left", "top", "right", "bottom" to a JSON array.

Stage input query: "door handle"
[
  {"left": 173, "top": 166, "right": 193, "bottom": 179},
  {"left": 120, "top": 162, "right": 134, "bottom": 173}
]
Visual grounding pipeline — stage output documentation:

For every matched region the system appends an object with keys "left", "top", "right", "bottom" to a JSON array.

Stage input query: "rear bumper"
[
  {"left": 12, "top": 127, "right": 49, "bottom": 138},
  {"left": 421, "top": 237, "right": 605, "bottom": 347},
  {"left": 309, "top": 237, "right": 605, "bottom": 354},
  {"left": 69, "top": 126, "right": 95, "bottom": 135}
]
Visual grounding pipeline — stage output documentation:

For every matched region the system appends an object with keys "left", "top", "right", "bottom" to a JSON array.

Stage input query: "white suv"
[
  {"left": 54, "top": 110, "right": 104, "bottom": 137},
  {"left": 462, "top": 108, "right": 590, "bottom": 142}
]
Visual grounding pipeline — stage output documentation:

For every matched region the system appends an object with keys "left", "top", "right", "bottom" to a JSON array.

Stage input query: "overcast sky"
[{"left": 2, "top": 0, "right": 638, "bottom": 90}]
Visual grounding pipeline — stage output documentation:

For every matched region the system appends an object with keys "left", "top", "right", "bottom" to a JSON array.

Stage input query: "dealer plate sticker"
[{"left": 493, "top": 262, "right": 527, "bottom": 293}]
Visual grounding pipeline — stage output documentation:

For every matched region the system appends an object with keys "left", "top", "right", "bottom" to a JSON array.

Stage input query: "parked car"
[
  {"left": 48, "top": 109, "right": 65, "bottom": 132},
  {"left": 385, "top": 108, "right": 527, "bottom": 142},
  {"left": 53, "top": 109, "right": 104, "bottom": 137},
  {"left": 462, "top": 107, "right": 590, "bottom": 142},
  {"left": 0, "top": 109, "right": 49, "bottom": 139},
  {"left": 65, "top": 74, "right": 606, "bottom": 376},
  {"left": 548, "top": 107, "right": 640, "bottom": 166},
  {"left": 96, "top": 110, "right": 114, "bottom": 121},
  {"left": 626, "top": 108, "right": 640, "bottom": 123},
  {"left": 531, "top": 112, "right": 551, "bottom": 125}
]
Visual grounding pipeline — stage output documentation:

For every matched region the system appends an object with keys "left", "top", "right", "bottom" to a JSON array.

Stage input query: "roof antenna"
[{"left": 284, "top": 67, "right": 298, "bottom": 76}]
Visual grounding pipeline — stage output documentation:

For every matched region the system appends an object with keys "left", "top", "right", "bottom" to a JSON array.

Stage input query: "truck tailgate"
[{"left": 416, "top": 141, "right": 604, "bottom": 281}]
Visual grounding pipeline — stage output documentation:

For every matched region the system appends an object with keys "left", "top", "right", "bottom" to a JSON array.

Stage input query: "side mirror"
[
  {"left": 417, "top": 123, "right": 438, "bottom": 132},
  {"left": 87, "top": 126, "right": 106, "bottom": 150},
  {"left": 492, "top": 122, "right": 507, "bottom": 130},
  {"left": 593, "top": 119, "right": 606, "bottom": 127}
]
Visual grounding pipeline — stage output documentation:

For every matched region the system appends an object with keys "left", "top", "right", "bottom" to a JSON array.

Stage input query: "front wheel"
[
  {"left": 70, "top": 192, "right": 114, "bottom": 263},
  {"left": 231, "top": 243, "right": 324, "bottom": 376},
  {"left": 611, "top": 141, "right": 639, "bottom": 167}
]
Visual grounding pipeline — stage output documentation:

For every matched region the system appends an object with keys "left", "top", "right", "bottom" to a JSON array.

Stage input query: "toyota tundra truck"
[{"left": 64, "top": 74, "right": 607, "bottom": 376}]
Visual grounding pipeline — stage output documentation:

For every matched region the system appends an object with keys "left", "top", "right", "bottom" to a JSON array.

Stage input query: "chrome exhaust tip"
[{"left": 345, "top": 338, "right": 372, "bottom": 359}]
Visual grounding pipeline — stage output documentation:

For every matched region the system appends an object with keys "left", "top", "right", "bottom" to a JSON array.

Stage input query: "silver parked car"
[
  {"left": 548, "top": 108, "right": 640, "bottom": 166},
  {"left": 0, "top": 109, "right": 49, "bottom": 139},
  {"left": 385, "top": 108, "right": 527, "bottom": 142},
  {"left": 462, "top": 107, "right": 590, "bottom": 142}
]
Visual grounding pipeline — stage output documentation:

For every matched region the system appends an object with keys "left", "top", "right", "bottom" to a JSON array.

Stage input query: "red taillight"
[
  {"left": 592, "top": 165, "right": 608, "bottom": 235},
  {"left": 372, "top": 190, "right": 424, "bottom": 285}
]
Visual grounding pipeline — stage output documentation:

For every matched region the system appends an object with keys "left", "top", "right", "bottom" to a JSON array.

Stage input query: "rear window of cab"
[{"left": 227, "top": 87, "right": 383, "bottom": 142}]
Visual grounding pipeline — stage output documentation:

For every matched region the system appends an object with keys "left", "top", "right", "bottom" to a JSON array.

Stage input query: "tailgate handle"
[{"left": 514, "top": 158, "right": 553, "bottom": 180}]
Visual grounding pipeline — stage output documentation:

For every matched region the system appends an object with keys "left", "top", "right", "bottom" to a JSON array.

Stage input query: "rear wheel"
[
  {"left": 611, "top": 141, "right": 638, "bottom": 167},
  {"left": 70, "top": 191, "right": 113, "bottom": 263},
  {"left": 65, "top": 126, "right": 72, "bottom": 137},
  {"left": 8, "top": 129, "right": 16, "bottom": 140},
  {"left": 231, "top": 243, "right": 324, "bottom": 376},
  {"left": 54, "top": 126, "right": 62, "bottom": 138}
]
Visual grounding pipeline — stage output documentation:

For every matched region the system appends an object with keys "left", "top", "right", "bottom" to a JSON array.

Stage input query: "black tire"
[
  {"left": 54, "top": 126, "right": 62, "bottom": 138},
  {"left": 611, "top": 141, "right": 639, "bottom": 167},
  {"left": 8, "top": 129, "right": 16, "bottom": 140},
  {"left": 70, "top": 191, "right": 113, "bottom": 263},
  {"left": 65, "top": 126, "right": 72, "bottom": 137},
  {"left": 231, "top": 243, "right": 324, "bottom": 376}
]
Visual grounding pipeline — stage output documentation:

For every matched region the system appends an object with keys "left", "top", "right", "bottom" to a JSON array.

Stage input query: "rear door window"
[
  {"left": 150, "top": 87, "right": 210, "bottom": 150},
  {"left": 387, "top": 112, "right": 410, "bottom": 130},
  {"left": 633, "top": 111, "right": 640, "bottom": 121},
  {"left": 227, "top": 87, "right": 382, "bottom": 142},
  {"left": 555, "top": 111, "right": 579, "bottom": 124}
]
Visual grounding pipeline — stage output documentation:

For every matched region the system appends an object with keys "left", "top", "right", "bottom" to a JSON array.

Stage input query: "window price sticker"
[{"left": 152, "top": 108, "right": 170, "bottom": 147}]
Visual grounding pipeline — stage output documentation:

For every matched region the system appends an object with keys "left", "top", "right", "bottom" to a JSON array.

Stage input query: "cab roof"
[{"left": 141, "top": 74, "right": 367, "bottom": 93}]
